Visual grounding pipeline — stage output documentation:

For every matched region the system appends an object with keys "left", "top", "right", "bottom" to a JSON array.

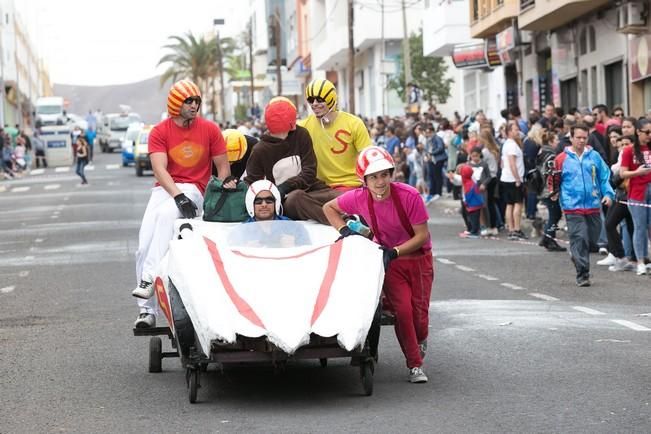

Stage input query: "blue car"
[{"left": 121, "top": 123, "right": 142, "bottom": 167}]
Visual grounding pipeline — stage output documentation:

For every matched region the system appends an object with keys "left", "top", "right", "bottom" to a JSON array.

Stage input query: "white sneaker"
[
  {"left": 409, "top": 367, "right": 428, "bottom": 383},
  {"left": 636, "top": 263, "right": 647, "bottom": 276},
  {"left": 597, "top": 253, "right": 616, "bottom": 266},
  {"left": 132, "top": 280, "right": 154, "bottom": 299},
  {"left": 480, "top": 228, "right": 489, "bottom": 236},
  {"left": 608, "top": 258, "right": 635, "bottom": 272},
  {"left": 431, "top": 194, "right": 441, "bottom": 202},
  {"left": 488, "top": 228, "right": 499, "bottom": 236},
  {"left": 599, "top": 247, "right": 609, "bottom": 255},
  {"left": 134, "top": 312, "right": 156, "bottom": 328}
]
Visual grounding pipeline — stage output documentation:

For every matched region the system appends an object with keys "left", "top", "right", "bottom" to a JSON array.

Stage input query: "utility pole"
[
  {"left": 347, "top": 0, "right": 355, "bottom": 113},
  {"left": 213, "top": 18, "right": 226, "bottom": 123},
  {"left": 275, "top": 7, "right": 282, "bottom": 95},
  {"left": 248, "top": 16, "right": 255, "bottom": 110},
  {"left": 380, "top": 0, "right": 385, "bottom": 115},
  {"left": 401, "top": 0, "right": 412, "bottom": 106}
]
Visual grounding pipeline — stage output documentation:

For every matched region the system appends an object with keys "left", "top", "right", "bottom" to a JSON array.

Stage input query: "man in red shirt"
[{"left": 131, "top": 79, "right": 234, "bottom": 328}]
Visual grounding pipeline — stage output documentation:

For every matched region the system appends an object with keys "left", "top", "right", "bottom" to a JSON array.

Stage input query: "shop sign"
[
  {"left": 485, "top": 38, "right": 502, "bottom": 67},
  {"left": 452, "top": 42, "right": 489, "bottom": 69},
  {"left": 496, "top": 27, "right": 517, "bottom": 53},
  {"left": 630, "top": 35, "right": 651, "bottom": 82}
]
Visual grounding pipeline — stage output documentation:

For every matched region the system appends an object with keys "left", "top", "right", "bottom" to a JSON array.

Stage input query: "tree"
[
  {"left": 388, "top": 29, "right": 453, "bottom": 106},
  {"left": 157, "top": 32, "right": 236, "bottom": 120}
]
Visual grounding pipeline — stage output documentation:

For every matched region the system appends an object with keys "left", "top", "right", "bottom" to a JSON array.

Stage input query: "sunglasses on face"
[
  {"left": 183, "top": 96, "right": 202, "bottom": 105},
  {"left": 254, "top": 196, "right": 276, "bottom": 205},
  {"left": 640, "top": 130, "right": 651, "bottom": 135},
  {"left": 307, "top": 96, "right": 326, "bottom": 104}
]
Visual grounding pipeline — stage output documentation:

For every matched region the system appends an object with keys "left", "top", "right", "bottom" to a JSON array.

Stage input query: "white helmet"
[{"left": 245, "top": 180, "right": 282, "bottom": 218}]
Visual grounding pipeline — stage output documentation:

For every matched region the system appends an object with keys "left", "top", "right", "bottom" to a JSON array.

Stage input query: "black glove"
[
  {"left": 222, "top": 175, "right": 238, "bottom": 189},
  {"left": 380, "top": 246, "right": 399, "bottom": 270},
  {"left": 174, "top": 193, "right": 198, "bottom": 219},
  {"left": 277, "top": 182, "right": 292, "bottom": 200},
  {"left": 335, "top": 225, "right": 362, "bottom": 242}
]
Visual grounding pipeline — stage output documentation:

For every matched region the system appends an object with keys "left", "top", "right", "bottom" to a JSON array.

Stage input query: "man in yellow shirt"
[{"left": 287, "top": 78, "right": 371, "bottom": 223}]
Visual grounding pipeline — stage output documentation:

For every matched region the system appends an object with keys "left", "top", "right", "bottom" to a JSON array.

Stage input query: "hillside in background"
[{"left": 54, "top": 76, "right": 171, "bottom": 124}]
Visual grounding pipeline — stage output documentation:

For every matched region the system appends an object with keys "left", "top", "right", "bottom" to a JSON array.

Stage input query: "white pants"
[{"left": 135, "top": 184, "right": 204, "bottom": 314}]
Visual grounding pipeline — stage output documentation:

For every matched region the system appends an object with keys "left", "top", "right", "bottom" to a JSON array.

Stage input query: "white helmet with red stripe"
[
  {"left": 245, "top": 180, "right": 282, "bottom": 217},
  {"left": 356, "top": 146, "right": 395, "bottom": 180}
]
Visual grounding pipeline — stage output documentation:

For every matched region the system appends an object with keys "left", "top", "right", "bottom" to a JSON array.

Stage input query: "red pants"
[{"left": 383, "top": 252, "right": 434, "bottom": 368}]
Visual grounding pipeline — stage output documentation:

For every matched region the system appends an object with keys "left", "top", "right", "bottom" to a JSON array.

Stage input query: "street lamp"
[{"left": 213, "top": 18, "right": 226, "bottom": 123}]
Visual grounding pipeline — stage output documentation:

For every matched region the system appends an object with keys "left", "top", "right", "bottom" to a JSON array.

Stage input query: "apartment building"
[
  {"left": 0, "top": 0, "right": 51, "bottom": 128},
  {"left": 468, "top": 0, "right": 638, "bottom": 115},
  {"left": 423, "top": 0, "right": 507, "bottom": 120}
]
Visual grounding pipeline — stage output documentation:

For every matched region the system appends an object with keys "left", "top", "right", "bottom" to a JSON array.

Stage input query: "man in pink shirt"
[{"left": 323, "top": 146, "right": 434, "bottom": 384}]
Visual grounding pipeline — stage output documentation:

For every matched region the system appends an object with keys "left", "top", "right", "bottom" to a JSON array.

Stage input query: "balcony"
[
  {"left": 423, "top": 0, "right": 473, "bottom": 56},
  {"left": 470, "top": 0, "right": 519, "bottom": 39},
  {"left": 519, "top": 0, "right": 611, "bottom": 31}
]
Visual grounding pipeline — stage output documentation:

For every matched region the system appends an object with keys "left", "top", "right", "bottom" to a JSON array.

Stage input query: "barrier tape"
[{"left": 618, "top": 200, "right": 651, "bottom": 209}]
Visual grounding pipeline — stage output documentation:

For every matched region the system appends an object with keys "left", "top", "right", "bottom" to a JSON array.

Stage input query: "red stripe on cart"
[
  {"left": 310, "top": 240, "right": 344, "bottom": 326},
  {"left": 204, "top": 236, "right": 266, "bottom": 329},
  {"left": 231, "top": 243, "right": 331, "bottom": 260}
]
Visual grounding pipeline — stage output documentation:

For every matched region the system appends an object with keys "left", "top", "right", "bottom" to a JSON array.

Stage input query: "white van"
[
  {"left": 35, "top": 97, "right": 66, "bottom": 127},
  {"left": 97, "top": 112, "right": 142, "bottom": 153}
]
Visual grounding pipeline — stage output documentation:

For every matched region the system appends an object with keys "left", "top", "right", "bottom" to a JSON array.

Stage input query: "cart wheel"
[
  {"left": 148, "top": 337, "right": 162, "bottom": 373},
  {"left": 188, "top": 369, "right": 199, "bottom": 403},
  {"left": 360, "top": 360, "right": 374, "bottom": 396},
  {"left": 319, "top": 358, "right": 328, "bottom": 368}
]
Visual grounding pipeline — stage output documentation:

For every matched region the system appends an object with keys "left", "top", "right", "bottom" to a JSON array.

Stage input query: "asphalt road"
[{"left": 1, "top": 152, "right": 650, "bottom": 433}]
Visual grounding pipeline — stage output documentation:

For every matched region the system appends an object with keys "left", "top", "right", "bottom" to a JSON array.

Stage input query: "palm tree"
[{"left": 158, "top": 32, "right": 236, "bottom": 121}]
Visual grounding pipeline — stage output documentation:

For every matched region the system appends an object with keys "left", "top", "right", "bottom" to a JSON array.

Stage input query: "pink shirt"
[{"left": 337, "top": 182, "right": 432, "bottom": 250}]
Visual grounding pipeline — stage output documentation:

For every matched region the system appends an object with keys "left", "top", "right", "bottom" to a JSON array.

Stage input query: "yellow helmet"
[
  {"left": 305, "top": 78, "right": 337, "bottom": 110},
  {"left": 222, "top": 129, "right": 248, "bottom": 162}
]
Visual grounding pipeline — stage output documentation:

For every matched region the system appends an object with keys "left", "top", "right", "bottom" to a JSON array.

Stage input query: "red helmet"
[
  {"left": 265, "top": 96, "right": 297, "bottom": 134},
  {"left": 356, "top": 146, "right": 395, "bottom": 180}
]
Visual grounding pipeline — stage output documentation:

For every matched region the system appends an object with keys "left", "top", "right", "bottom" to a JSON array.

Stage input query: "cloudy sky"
[{"left": 18, "top": 0, "right": 250, "bottom": 86}]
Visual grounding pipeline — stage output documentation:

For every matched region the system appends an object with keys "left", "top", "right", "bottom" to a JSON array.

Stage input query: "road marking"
[
  {"left": 24, "top": 256, "right": 34, "bottom": 260},
  {"left": 611, "top": 320, "right": 651, "bottom": 331},
  {"left": 11, "top": 186, "right": 30, "bottom": 193},
  {"left": 455, "top": 265, "right": 475, "bottom": 272},
  {"left": 50, "top": 215, "right": 59, "bottom": 219},
  {"left": 107, "top": 181, "right": 120, "bottom": 186},
  {"left": 34, "top": 238, "right": 44, "bottom": 243},
  {"left": 106, "top": 164, "right": 120, "bottom": 170},
  {"left": 55, "top": 167, "right": 70, "bottom": 173},
  {"left": 436, "top": 258, "right": 456, "bottom": 265},
  {"left": 63, "top": 197, "right": 69, "bottom": 201},
  {"left": 18, "top": 270, "right": 29, "bottom": 277},
  {"left": 573, "top": 306, "right": 606, "bottom": 316},
  {"left": 85, "top": 165, "right": 95, "bottom": 171},
  {"left": 30, "top": 168, "right": 45, "bottom": 175},
  {"left": 0, "top": 285, "right": 15, "bottom": 293},
  {"left": 500, "top": 282, "right": 526, "bottom": 290},
  {"left": 0, "top": 185, "right": 6, "bottom": 192},
  {"left": 44, "top": 184, "right": 60, "bottom": 190},
  {"left": 476, "top": 274, "right": 499, "bottom": 281},
  {"left": 529, "top": 292, "right": 559, "bottom": 301}
]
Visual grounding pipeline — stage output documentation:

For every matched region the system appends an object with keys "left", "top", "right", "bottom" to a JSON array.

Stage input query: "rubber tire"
[
  {"left": 319, "top": 358, "right": 328, "bottom": 368},
  {"left": 149, "top": 336, "right": 162, "bottom": 373},
  {"left": 360, "top": 361, "right": 374, "bottom": 396},
  {"left": 136, "top": 165, "right": 143, "bottom": 177},
  {"left": 188, "top": 369, "right": 198, "bottom": 403},
  {"left": 168, "top": 280, "right": 196, "bottom": 359}
]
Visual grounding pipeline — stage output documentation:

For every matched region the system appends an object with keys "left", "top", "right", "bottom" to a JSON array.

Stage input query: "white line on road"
[
  {"left": 436, "top": 258, "right": 456, "bottom": 265},
  {"left": 11, "top": 186, "right": 30, "bottom": 193},
  {"left": 528, "top": 293, "right": 559, "bottom": 301},
  {"left": 455, "top": 265, "right": 475, "bottom": 272},
  {"left": 55, "top": 167, "right": 70, "bottom": 173},
  {"left": 30, "top": 169, "right": 45, "bottom": 175},
  {"left": 63, "top": 197, "right": 69, "bottom": 201},
  {"left": 44, "top": 184, "right": 60, "bottom": 190},
  {"left": 50, "top": 215, "right": 59, "bottom": 219},
  {"left": 611, "top": 320, "right": 651, "bottom": 331},
  {"left": 500, "top": 282, "right": 526, "bottom": 290},
  {"left": 105, "top": 164, "right": 120, "bottom": 170},
  {"left": 24, "top": 256, "right": 34, "bottom": 260},
  {"left": 0, "top": 285, "right": 15, "bottom": 293},
  {"left": 34, "top": 238, "right": 44, "bottom": 243},
  {"left": 476, "top": 274, "right": 499, "bottom": 281},
  {"left": 18, "top": 270, "right": 29, "bottom": 277},
  {"left": 572, "top": 306, "right": 606, "bottom": 316},
  {"left": 85, "top": 165, "right": 95, "bottom": 171}
]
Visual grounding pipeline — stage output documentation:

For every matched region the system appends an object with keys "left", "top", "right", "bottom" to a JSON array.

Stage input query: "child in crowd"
[{"left": 448, "top": 164, "right": 485, "bottom": 238}]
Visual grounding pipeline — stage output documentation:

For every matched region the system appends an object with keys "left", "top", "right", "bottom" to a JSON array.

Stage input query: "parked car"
[
  {"left": 97, "top": 112, "right": 141, "bottom": 153},
  {"left": 121, "top": 122, "right": 143, "bottom": 167},
  {"left": 134, "top": 125, "right": 153, "bottom": 176}
]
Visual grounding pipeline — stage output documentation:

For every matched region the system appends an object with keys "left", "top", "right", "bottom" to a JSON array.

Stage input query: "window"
[
  {"left": 561, "top": 77, "right": 578, "bottom": 111},
  {"left": 580, "top": 69, "right": 588, "bottom": 106},
  {"left": 605, "top": 61, "right": 624, "bottom": 109},
  {"left": 590, "top": 65, "right": 598, "bottom": 107},
  {"left": 588, "top": 26, "right": 596, "bottom": 52},
  {"left": 579, "top": 28, "right": 587, "bottom": 55}
]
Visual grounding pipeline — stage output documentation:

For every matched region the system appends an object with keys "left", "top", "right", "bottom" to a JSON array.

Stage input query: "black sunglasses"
[
  {"left": 307, "top": 96, "right": 326, "bottom": 104},
  {"left": 183, "top": 96, "right": 201, "bottom": 105},
  {"left": 254, "top": 196, "right": 276, "bottom": 205},
  {"left": 640, "top": 129, "right": 651, "bottom": 134}
]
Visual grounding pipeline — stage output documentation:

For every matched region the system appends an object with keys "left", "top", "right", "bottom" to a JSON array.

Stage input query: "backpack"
[{"left": 527, "top": 148, "right": 556, "bottom": 196}]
